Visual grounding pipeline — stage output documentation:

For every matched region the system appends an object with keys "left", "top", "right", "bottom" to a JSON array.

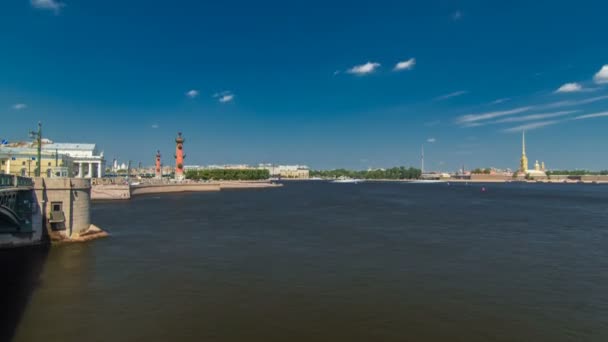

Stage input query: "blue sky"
[{"left": 1, "top": 0, "right": 608, "bottom": 170}]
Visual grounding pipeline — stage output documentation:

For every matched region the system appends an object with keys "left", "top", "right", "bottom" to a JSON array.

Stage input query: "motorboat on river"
[{"left": 331, "top": 177, "right": 363, "bottom": 184}]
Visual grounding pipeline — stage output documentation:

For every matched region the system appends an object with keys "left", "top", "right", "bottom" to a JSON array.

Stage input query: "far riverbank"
[{"left": 92, "top": 180, "right": 282, "bottom": 200}]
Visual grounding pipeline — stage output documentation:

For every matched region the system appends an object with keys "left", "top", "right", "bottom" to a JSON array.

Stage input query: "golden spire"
[{"left": 520, "top": 130, "right": 529, "bottom": 172}]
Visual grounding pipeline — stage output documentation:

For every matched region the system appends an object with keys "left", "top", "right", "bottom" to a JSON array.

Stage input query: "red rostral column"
[
  {"left": 155, "top": 150, "right": 162, "bottom": 179},
  {"left": 174, "top": 132, "right": 186, "bottom": 180}
]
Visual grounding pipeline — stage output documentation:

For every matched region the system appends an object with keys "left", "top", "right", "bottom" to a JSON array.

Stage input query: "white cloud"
[
  {"left": 151, "top": 124, "right": 159, "bottom": 129},
  {"left": 456, "top": 95, "right": 608, "bottom": 127},
  {"left": 503, "top": 120, "right": 560, "bottom": 133},
  {"left": 458, "top": 95, "right": 608, "bottom": 127},
  {"left": 594, "top": 65, "right": 608, "bottom": 84},
  {"left": 347, "top": 62, "right": 381, "bottom": 75},
  {"left": 427, "top": 138, "right": 436, "bottom": 143},
  {"left": 435, "top": 90, "right": 468, "bottom": 101},
  {"left": 457, "top": 106, "right": 532, "bottom": 124},
  {"left": 214, "top": 91, "right": 234, "bottom": 103},
  {"left": 219, "top": 94, "right": 234, "bottom": 103},
  {"left": 495, "top": 110, "right": 578, "bottom": 123},
  {"left": 31, "top": 0, "right": 64, "bottom": 13},
  {"left": 394, "top": 58, "right": 416, "bottom": 71},
  {"left": 452, "top": 10, "right": 463, "bottom": 21},
  {"left": 12, "top": 103, "right": 27, "bottom": 110},
  {"left": 491, "top": 98, "right": 510, "bottom": 105},
  {"left": 186, "top": 89, "right": 199, "bottom": 98},
  {"left": 555, "top": 82, "right": 582, "bottom": 93},
  {"left": 574, "top": 111, "right": 608, "bottom": 120},
  {"left": 544, "top": 94, "right": 608, "bottom": 109}
]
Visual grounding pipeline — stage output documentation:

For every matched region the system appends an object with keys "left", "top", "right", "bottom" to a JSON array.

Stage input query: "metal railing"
[{"left": 0, "top": 174, "right": 33, "bottom": 188}]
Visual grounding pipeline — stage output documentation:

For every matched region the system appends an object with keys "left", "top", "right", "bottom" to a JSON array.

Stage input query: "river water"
[{"left": 4, "top": 182, "right": 608, "bottom": 341}]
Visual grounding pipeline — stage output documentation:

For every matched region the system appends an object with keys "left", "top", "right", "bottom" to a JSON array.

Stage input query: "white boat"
[
  {"left": 408, "top": 179, "right": 443, "bottom": 184},
  {"left": 331, "top": 177, "right": 363, "bottom": 184}
]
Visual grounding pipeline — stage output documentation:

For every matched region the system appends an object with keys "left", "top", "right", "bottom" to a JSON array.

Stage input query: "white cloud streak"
[
  {"left": 574, "top": 111, "right": 608, "bottom": 120},
  {"left": 594, "top": 65, "right": 608, "bottom": 84},
  {"left": 347, "top": 62, "right": 381, "bottom": 75},
  {"left": 427, "top": 138, "right": 436, "bottom": 143},
  {"left": 457, "top": 106, "right": 532, "bottom": 124},
  {"left": 435, "top": 90, "right": 468, "bottom": 101},
  {"left": 394, "top": 58, "right": 416, "bottom": 71},
  {"left": 495, "top": 110, "right": 579, "bottom": 123},
  {"left": 544, "top": 94, "right": 608, "bottom": 109},
  {"left": 12, "top": 103, "right": 27, "bottom": 110},
  {"left": 501, "top": 110, "right": 608, "bottom": 133},
  {"left": 491, "top": 98, "right": 510, "bottom": 105},
  {"left": 503, "top": 120, "right": 560, "bottom": 133},
  {"left": 458, "top": 95, "right": 608, "bottom": 126},
  {"left": 31, "top": 0, "right": 64, "bottom": 13},
  {"left": 555, "top": 82, "right": 582, "bottom": 93}
]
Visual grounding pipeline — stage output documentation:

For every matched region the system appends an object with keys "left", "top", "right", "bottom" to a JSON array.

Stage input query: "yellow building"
[
  {"left": 1, "top": 140, "right": 105, "bottom": 178},
  {"left": 280, "top": 168, "right": 310, "bottom": 179},
  {"left": 0, "top": 148, "right": 71, "bottom": 178}
]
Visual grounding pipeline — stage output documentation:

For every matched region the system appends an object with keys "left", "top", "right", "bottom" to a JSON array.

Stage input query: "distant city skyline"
[{"left": 1, "top": 1, "right": 607, "bottom": 170}]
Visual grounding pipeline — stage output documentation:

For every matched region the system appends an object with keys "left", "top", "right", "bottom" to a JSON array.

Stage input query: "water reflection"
[
  {"left": 5, "top": 183, "right": 608, "bottom": 341},
  {"left": 0, "top": 245, "right": 49, "bottom": 342}
]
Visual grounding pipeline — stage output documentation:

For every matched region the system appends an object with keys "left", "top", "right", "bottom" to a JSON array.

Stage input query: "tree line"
[
  {"left": 310, "top": 167, "right": 421, "bottom": 180},
  {"left": 471, "top": 168, "right": 492, "bottom": 174},
  {"left": 546, "top": 170, "right": 608, "bottom": 176},
  {"left": 186, "top": 169, "right": 270, "bottom": 181}
]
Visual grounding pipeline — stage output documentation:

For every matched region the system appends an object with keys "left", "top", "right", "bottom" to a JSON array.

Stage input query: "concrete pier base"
[{"left": 52, "top": 224, "right": 108, "bottom": 243}]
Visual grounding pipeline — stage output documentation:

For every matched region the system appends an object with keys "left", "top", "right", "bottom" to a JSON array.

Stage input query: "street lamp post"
[
  {"left": 421, "top": 144, "right": 425, "bottom": 174},
  {"left": 29, "top": 122, "right": 42, "bottom": 177}
]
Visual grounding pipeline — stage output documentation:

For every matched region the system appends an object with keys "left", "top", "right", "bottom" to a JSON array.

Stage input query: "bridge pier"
[
  {"left": 1, "top": 176, "right": 105, "bottom": 248},
  {"left": 33, "top": 178, "right": 93, "bottom": 242}
]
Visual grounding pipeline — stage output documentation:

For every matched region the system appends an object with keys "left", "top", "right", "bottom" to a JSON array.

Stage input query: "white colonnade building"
[{"left": 43, "top": 143, "right": 105, "bottom": 178}]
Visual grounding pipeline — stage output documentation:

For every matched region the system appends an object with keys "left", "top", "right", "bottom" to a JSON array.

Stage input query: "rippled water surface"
[{"left": 5, "top": 182, "right": 608, "bottom": 341}]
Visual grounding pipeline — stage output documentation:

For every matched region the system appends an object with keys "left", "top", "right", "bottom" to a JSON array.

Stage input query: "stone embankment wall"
[
  {"left": 469, "top": 174, "right": 513, "bottom": 182},
  {"left": 531, "top": 175, "right": 608, "bottom": 182},
  {"left": 581, "top": 175, "right": 608, "bottom": 182},
  {"left": 91, "top": 180, "right": 281, "bottom": 200},
  {"left": 219, "top": 181, "right": 283, "bottom": 189},
  {"left": 91, "top": 184, "right": 131, "bottom": 200},
  {"left": 130, "top": 183, "right": 221, "bottom": 196}
]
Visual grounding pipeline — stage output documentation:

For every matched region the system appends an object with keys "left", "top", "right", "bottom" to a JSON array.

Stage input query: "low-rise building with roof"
[{"left": 0, "top": 140, "right": 105, "bottom": 178}]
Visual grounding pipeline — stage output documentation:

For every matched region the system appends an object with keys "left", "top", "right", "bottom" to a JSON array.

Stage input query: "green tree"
[{"left": 186, "top": 169, "right": 270, "bottom": 181}]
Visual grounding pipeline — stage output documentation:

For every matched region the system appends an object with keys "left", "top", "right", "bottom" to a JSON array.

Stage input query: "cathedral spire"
[{"left": 519, "top": 130, "right": 529, "bottom": 173}]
